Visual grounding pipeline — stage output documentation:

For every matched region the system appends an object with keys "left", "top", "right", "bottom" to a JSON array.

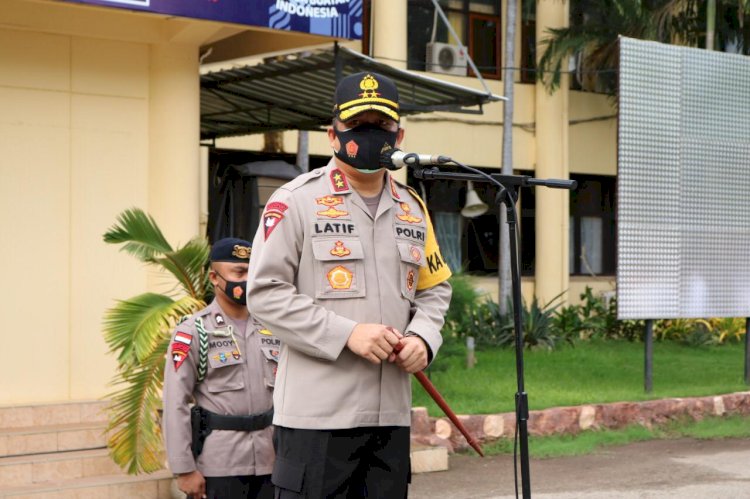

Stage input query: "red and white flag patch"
[{"left": 171, "top": 332, "right": 192, "bottom": 370}]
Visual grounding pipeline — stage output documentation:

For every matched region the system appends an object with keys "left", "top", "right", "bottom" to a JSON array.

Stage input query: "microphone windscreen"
[{"left": 380, "top": 149, "right": 403, "bottom": 170}]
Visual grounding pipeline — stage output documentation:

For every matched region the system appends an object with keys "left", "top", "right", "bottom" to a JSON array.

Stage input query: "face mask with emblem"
[
  {"left": 215, "top": 271, "right": 247, "bottom": 306},
  {"left": 334, "top": 122, "right": 398, "bottom": 174}
]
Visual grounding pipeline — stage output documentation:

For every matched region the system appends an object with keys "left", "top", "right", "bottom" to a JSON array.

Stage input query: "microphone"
[{"left": 380, "top": 149, "right": 451, "bottom": 170}]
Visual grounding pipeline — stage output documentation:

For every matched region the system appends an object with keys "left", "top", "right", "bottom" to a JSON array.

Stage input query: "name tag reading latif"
[{"left": 313, "top": 222, "right": 358, "bottom": 236}]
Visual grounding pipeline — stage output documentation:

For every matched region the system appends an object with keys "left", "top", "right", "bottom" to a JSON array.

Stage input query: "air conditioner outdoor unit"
[{"left": 426, "top": 42, "right": 467, "bottom": 76}]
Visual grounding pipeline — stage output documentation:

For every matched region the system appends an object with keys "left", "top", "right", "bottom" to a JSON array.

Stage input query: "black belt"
[
  {"left": 204, "top": 407, "right": 274, "bottom": 432},
  {"left": 191, "top": 406, "right": 274, "bottom": 457}
]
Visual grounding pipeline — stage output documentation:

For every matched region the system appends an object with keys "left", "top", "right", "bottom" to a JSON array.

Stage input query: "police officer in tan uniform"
[
  {"left": 163, "top": 238, "right": 278, "bottom": 499},
  {"left": 247, "top": 73, "right": 452, "bottom": 498}
]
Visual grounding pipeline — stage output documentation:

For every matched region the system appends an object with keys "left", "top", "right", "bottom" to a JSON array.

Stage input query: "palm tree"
[
  {"left": 538, "top": 0, "right": 671, "bottom": 95},
  {"left": 537, "top": 0, "right": 750, "bottom": 96},
  {"left": 102, "top": 208, "right": 210, "bottom": 474}
]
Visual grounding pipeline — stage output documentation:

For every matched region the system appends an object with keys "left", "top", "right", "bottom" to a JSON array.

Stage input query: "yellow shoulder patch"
[{"left": 406, "top": 187, "right": 452, "bottom": 290}]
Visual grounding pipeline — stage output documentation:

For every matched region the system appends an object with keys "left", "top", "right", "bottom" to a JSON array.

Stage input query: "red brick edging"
[{"left": 410, "top": 391, "right": 750, "bottom": 453}]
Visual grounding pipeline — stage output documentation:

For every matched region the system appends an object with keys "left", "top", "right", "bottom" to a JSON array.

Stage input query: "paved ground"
[{"left": 410, "top": 437, "right": 750, "bottom": 498}]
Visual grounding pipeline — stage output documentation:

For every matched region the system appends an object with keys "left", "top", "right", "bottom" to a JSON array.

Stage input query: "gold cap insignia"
[
  {"left": 359, "top": 74, "right": 380, "bottom": 99},
  {"left": 232, "top": 245, "right": 251, "bottom": 259}
]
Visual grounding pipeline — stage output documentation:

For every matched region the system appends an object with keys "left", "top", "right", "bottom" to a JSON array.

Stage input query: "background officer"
[
  {"left": 247, "top": 72, "right": 452, "bottom": 498},
  {"left": 163, "top": 237, "right": 279, "bottom": 499}
]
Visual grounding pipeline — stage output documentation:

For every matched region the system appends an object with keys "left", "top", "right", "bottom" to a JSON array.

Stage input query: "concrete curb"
[{"left": 410, "top": 390, "right": 750, "bottom": 453}]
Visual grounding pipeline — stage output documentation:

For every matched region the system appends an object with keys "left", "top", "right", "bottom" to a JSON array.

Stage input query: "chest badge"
[
  {"left": 214, "top": 313, "right": 225, "bottom": 327},
  {"left": 410, "top": 245, "right": 422, "bottom": 263},
  {"left": 316, "top": 195, "right": 348, "bottom": 218},
  {"left": 330, "top": 241, "right": 352, "bottom": 258},
  {"left": 396, "top": 202, "right": 422, "bottom": 224},
  {"left": 213, "top": 352, "right": 229, "bottom": 364},
  {"left": 327, "top": 265, "right": 353, "bottom": 290}
]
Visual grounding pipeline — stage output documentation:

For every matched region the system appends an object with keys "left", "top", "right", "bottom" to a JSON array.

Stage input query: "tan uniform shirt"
[
  {"left": 162, "top": 299, "right": 279, "bottom": 476},
  {"left": 247, "top": 160, "right": 452, "bottom": 429}
]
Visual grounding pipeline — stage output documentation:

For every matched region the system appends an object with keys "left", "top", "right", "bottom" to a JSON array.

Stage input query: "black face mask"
[
  {"left": 215, "top": 271, "right": 247, "bottom": 306},
  {"left": 333, "top": 123, "right": 399, "bottom": 173}
]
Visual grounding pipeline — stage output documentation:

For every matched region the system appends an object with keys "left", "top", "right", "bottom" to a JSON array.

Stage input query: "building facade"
[
  {"left": 0, "top": 0, "right": 617, "bottom": 407},
  {"left": 0, "top": 0, "right": 345, "bottom": 406}
]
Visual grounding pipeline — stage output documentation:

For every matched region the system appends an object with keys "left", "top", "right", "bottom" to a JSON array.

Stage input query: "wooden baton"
[{"left": 393, "top": 340, "right": 484, "bottom": 457}]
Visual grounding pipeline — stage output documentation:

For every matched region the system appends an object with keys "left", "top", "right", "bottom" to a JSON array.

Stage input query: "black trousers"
[
  {"left": 196, "top": 474, "right": 274, "bottom": 499},
  {"left": 271, "top": 426, "right": 411, "bottom": 499}
]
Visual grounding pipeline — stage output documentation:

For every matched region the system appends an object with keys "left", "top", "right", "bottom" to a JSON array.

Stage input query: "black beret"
[
  {"left": 210, "top": 237, "right": 252, "bottom": 263},
  {"left": 333, "top": 72, "right": 400, "bottom": 122}
]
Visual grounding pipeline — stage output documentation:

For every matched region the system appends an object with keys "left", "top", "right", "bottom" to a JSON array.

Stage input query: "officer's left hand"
[{"left": 395, "top": 336, "right": 428, "bottom": 373}]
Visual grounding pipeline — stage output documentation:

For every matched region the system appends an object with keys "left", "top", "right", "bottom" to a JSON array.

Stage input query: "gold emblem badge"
[
  {"left": 330, "top": 241, "right": 351, "bottom": 258},
  {"left": 316, "top": 196, "right": 344, "bottom": 207},
  {"left": 406, "top": 269, "right": 415, "bottom": 291},
  {"left": 396, "top": 202, "right": 423, "bottom": 224},
  {"left": 359, "top": 74, "right": 381, "bottom": 99},
  {"left": 316, "top": 195, "right": 348, "bottom": 218},
  {"left": 318, "top": 207, "right": 348, "bottom": 218},
  {"left": 327, "top": 265, "right": 353, "bottom": 290},
  {"left": 232, "top": 245, "right": 251, "bottom": 259},
  {"left": 410, "top": 246, "right": 421, "bottom": 262}
]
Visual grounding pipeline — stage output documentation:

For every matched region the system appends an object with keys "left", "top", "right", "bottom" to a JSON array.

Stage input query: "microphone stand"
[{"left": 411, "top": 160, "right": 576, "bottom": 499}]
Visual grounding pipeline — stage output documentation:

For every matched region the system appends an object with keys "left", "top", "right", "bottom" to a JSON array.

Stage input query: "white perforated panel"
[{"left": 617, "top": 37, "right": 750, "bottom": 319}]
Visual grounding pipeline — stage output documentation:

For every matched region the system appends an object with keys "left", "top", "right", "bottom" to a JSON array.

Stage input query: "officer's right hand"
[
  {"left": 176, "top": 470, "right": 206, "bottom": 499},
  {"left": 347, "top": 324, "right": 402, "bottom": 364}
]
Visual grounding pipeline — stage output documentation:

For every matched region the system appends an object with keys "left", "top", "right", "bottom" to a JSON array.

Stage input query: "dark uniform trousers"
[
  {"left": 191, "top": 474, "right": 274, "bottom": 499},
  {"left": 271, "top": 426, "right": 411, "bottom": 499}
]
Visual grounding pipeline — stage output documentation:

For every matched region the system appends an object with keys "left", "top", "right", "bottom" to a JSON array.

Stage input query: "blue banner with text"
[{"left": 63, "top": 0, "right": 363, "bottom": 39}]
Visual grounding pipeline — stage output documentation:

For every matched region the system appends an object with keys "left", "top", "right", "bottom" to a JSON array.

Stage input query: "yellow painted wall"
[
  {"left": 0, "top": 27, "right": 150, "bottom": 404},
  {"left": 569, "top": 91, "right": 617, "bottom": 176},
  {"left": 0, "top": 1, "right": 351, "bottom": 406},
  {"left": 469, "top": 276, "right": 615, "bottom": 306}
]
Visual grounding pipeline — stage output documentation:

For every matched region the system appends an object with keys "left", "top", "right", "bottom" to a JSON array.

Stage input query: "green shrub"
[
  {"left": 551, "top": 303, "right": 585, "bottom": 341},
  {"left": 444, "top": 283, "right": 746, "bottom": 353},
  {"left": 442, "top": 273, "right": 482, "bottom": 339},
  {"left": 500, "top": 294, "right": 572, "bottom": 350},
  {"left": 709, "top": 317, "right": 747, "bottom": 344},
  {"left": 450, "top": 293, "right": 572, "bottom": 351}
]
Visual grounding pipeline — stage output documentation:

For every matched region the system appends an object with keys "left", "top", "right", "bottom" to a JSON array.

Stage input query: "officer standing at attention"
[
  {"left": 163, "top": 237, "right": 279, "bottom": 499},
  {"left": 246, "top": 72, "right": 453, "bottom": 498}
]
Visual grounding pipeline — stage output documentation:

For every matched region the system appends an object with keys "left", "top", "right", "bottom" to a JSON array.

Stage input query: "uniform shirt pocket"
[
  {"left": 205, "top": 346, "right": 245, "bottom": 393},
  {"left": 397, "top": 242, "right": 425, "bottom": 302},
  {"left": 311, "top": 237, "right": 366, "bottom": 299},
  {"left": 258, "top": 332, "right": 281, "bottom": 388}
]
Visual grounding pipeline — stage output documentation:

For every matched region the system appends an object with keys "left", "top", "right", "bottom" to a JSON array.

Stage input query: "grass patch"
[
  {"left": 414, "top": 340, "right": 748, "bottom": 416},
  {"left": 469, "top": 414, "right": 750, "bottom": 459}
]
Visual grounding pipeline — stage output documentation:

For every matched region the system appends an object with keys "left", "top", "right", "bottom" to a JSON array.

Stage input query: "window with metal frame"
[{"left": 407, "top": 0, "right": 502, "bottom": 78}]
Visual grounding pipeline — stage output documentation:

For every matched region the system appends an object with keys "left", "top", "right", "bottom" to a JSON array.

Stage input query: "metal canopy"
[{"left": 200, "top": 45, "right": 503, "bottom": 140}]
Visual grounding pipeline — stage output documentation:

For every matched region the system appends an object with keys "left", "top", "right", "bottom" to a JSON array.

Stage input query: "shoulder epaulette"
[
  {"left": 405, "top": 185, "right": 429, "bottom": 215},
  {"left": 282, "top": 167, "right": 326, "bottom": 192}
]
